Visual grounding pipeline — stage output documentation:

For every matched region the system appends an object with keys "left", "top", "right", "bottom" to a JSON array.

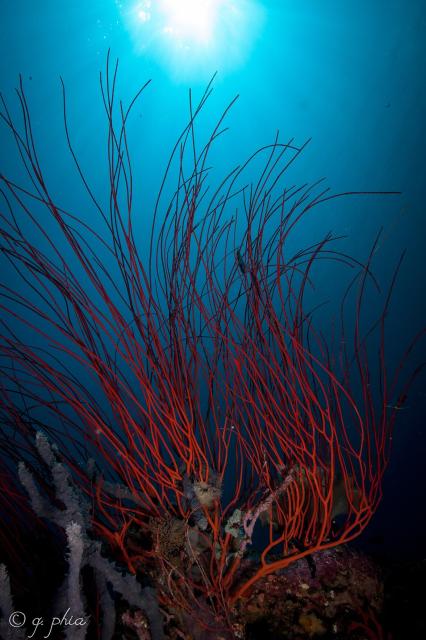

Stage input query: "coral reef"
[{"left": 231, "top": 546, "right": 384, "bottom": 639}]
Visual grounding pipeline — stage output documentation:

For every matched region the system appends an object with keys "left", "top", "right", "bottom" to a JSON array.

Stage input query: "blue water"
[{"left": 1, "top": 1, "right": 425, "bottom": 560}]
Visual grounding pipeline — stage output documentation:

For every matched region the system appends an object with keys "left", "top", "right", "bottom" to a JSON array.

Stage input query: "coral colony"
[{"left": 0, "top": 56, "right": 421, "bottom": 638}]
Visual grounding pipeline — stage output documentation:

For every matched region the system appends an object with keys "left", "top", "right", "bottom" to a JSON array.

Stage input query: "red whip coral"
[{"left": 0, "top": 54, "right": 421, "bottom": 637}]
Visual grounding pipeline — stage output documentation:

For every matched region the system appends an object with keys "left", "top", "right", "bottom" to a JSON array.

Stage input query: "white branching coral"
[
  {"left": 65, "top": 522, "right": 87, "bottom": 640},
  {"left": 18, "top": 461, "right": 49, "bottom": 517},
  {"left": 18, "top": 433, "right": 86, "bottom": 529},
  {"left": 16, "top": 432, "right": 165, "bottom": 640},
  {"left": 0, "top": 564, "right": 26, "bottom": 640}
]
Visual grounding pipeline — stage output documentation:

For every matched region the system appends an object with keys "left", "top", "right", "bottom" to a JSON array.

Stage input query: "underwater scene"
[{"left": 0, "top": 2, "right": 425, "bottom": 639}]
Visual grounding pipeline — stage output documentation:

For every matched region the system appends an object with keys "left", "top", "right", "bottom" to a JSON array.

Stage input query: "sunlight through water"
[{"left": 121, "top": 0, "right": 265, "bottom": 80}]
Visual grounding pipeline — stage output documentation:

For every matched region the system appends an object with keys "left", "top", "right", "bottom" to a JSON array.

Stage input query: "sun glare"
[
  {"left": 123, "top": 0, "right": 265, "bottom": 79},
  {"left": 159, "top": 0, "right": 218, "bottom": 44}
]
